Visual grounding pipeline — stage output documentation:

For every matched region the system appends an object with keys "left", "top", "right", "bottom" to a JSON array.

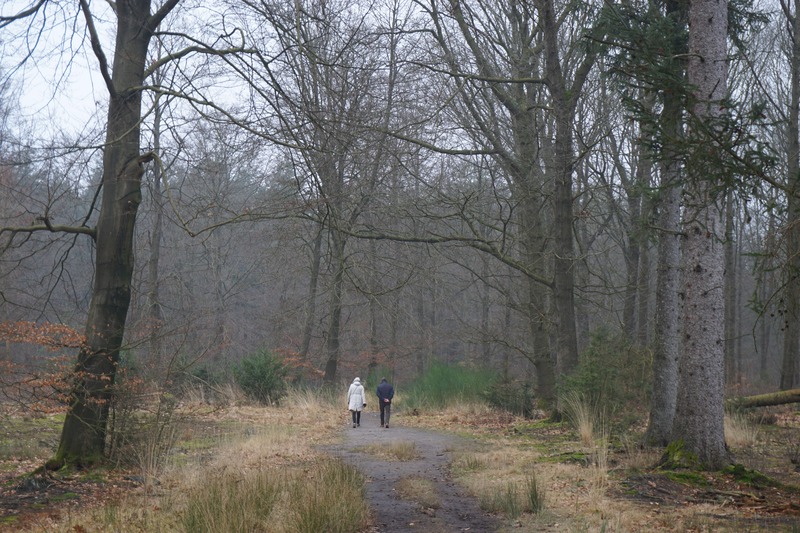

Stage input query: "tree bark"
[
  {"left": 669, "top": 0, "right": 731, "bottom": 469},
  {"left": 646, "top": 155, "right": 681, "bottom": 446},
  {"left": 147, "top": 97, "right": 165, "bottom": 371},
  {"left": 636, "top": 183, "right": 652, "bottom": 347},
  {"left": 52, "top": 0, "right": 177, "bottom": 468},
  {"left": 781, "top": 0, "right": 800, "bottom": 391},
  {"left": 724, "top": 191, "right": 737, "bottom": 386},
  {"left": 300, "top": 226, "right": 324, "bottom": 358},
  {"left": 644, "top": 9, "right": 684, "bottom": 443},
  {"left": 537, "top": 0, "right": 596, "bottom": 378},
  {"left": 322, "top": 228, "right": 346, "bottom": 384}
]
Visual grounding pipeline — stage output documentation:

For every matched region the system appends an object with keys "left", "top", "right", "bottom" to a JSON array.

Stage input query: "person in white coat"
[{"left": 347, "top": 377, "right": 366, "bottom": 427}]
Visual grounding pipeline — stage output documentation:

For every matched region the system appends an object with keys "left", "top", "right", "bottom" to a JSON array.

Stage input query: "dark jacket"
[{"left": 376, "top": 379, "right": 394, "bottom": 404}]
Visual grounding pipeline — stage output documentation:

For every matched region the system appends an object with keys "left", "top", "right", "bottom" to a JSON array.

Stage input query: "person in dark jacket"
[{"left": 376, "top": 377, "right": 394, "bottom": 428}]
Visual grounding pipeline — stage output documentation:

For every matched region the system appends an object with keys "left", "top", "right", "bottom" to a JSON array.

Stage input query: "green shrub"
[
  {"left": 561, "top": 327, "right": 650, "bottom": 419},
  {"left": 405, "top": 362, "right": 495, "bottom": 410},
  {"left": 483, "top": 379, "right": 535, "bottom": 417},
  {"left": 233, "top": 350, "right": 288, "bottom": 405}
]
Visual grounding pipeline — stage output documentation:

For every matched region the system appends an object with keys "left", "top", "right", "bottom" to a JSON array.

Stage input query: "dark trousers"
[
  {"left": 351, "top": 410, "right": 361, "bottom": 425},
  {"left": 380, "top": 401, "right": 391, "bottom": 426}
]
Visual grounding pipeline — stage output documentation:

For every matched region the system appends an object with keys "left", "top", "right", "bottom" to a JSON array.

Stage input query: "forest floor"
[{"left": 1, "top": 401, "right": 799, "bottom": 532}]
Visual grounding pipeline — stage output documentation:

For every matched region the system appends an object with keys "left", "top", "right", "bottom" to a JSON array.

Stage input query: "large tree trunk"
[
  {"left": 646, "top": 38, "right": 684, "bottom": 446},
  {"left": 646, "top": 152, "right": 681, "bottom": 445},
  {"left": 669, "top": 0, "right": 731, "bottom": 469},
  {"left": 724, "top": 191, "right": 737, "bottom": 386},
  {"left": 645, "top": 0, "right": 686, "bottom": 446},
  {"left": 300, "top": 227, "right": 324, "bottom": 358},
  {"left": 781, "top": 0, "right": 800, "bottom": 391},
  {"left": 539, "top": 0, "right": 583, "bottom": 377},
  {"left": 147, "top": 98, "right": 165, "bottom": 371},
  {"left": 622, "top": 187, "right": 641, "bottom": 341},
  {"left": 322, "top": 229, "right": 346, "bottom": 384},
  {"left": 519, "top": 182, "right": 556, "bottom": 406},
  {"left": 52, "top": 0, "right": 177, "bottom": 468}
]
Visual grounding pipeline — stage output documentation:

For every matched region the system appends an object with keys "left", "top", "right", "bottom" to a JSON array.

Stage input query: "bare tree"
[
  {"left": 1, "top": 0, "right": 249, "bottom": 466},
  {"left": 416, "top": 0, "right": 604, "bottom": 405}
]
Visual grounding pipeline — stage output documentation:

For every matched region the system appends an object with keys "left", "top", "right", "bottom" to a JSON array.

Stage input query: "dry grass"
[
  {"left": 561, "top": 391, "right": 603, "bottom": 446},
  {"left": 452, "top": 452, "right": 487, "bottom": 473},
  {"left": 7, "top": 390, "right": 799, "bottom": 533},
  {"left": 15, "top": 388, "right": 354, "bottom": 533},
  {"left": 395, "top": 476, "right": 441, "bottom": 509},
  {"left": 358, "top": 440, "right": 419, "bottom": 461},
  {"left": 453, "top": 444, "right": 717, "bottom": 533},
  {"left": 400, "top": 404, "right": 796, "bottom": 533},
  {"left": 725, "top": 412, "right": 760, "bottom": 448}
]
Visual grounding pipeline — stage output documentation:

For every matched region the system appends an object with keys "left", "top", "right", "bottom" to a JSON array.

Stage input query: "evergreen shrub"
[
  {"left": 233, "top": 350, "right": 288, "bottom": 405},
  {"left": 405, "top": 362, "right": 494, "bottom": 410},
  {"left": 561, "top": 327, "right": 651, "bottom": 421},
  {"left": 483, "top": 379, "right": 535, "bottom": 418}
]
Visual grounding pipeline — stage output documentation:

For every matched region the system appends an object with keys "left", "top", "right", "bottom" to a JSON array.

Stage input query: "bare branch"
[
  {"left": 146, "top": 0, "right": 181, "bottom": 34},
  {"left": 0, "top": 0, "right": 46, "bottom": 28},
  {"left": 0, "top": 222, "right": 96, "bottom": 241},
  {"left": 79, "top": 0, "right": 116, "bottom": 97},
  {"left": 144, "top": 29, "right": 256, "bottom": 80}
]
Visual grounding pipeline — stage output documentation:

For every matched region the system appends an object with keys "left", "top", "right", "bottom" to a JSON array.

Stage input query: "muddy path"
[{"left": 327, "top": 412, "right": 500, "bottom": 533}]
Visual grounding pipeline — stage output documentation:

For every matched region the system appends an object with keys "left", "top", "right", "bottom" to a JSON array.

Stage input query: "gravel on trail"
[{"left": 327, "top": 411, "right": 500, "bottom": 533}]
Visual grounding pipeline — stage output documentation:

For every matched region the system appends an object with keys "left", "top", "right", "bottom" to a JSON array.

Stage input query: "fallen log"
[{"left": 729, "top": 389, "right": 800, "bottom": 408}]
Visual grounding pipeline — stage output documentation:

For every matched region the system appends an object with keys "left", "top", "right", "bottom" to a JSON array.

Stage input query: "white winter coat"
[{"left": 347, "top": 379, "right": 366, "bottom": 411}]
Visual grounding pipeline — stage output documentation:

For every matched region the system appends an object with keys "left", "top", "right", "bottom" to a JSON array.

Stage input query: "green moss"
[
  {"left": 516, "top": 419, "right": 565, "bottom": 431},
  {"left": 48, "top": 449, "right": 104, "bottom": 470},
  {"left": 661, "top": 440, "right": 700, "bottom": 469},
  {"left": 723, "top": 464, "right": 780, "bottom": 489},
  {"left": 0, "top": 515, "right": 18, "bottom": 525}
]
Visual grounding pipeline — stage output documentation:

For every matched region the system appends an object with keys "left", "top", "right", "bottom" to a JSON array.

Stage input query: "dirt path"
[{"left": 327, "top": 412, "right": 500, "bottom": 533}]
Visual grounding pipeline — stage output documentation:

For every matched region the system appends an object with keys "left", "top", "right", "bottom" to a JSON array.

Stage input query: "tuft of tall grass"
[
  {"left": 454, "top": 453, "right": 487, "bottom": 473},
  {"left": 561, "top": 391, "right": 603, "bottom": 447},
  {"left": 724, "top": 412, "right": 759, "bottom": 448},
  {"left": 181, "top": 468, "right": 280, "bottom": 533},
  {"left": 181, "top": 457, "right": 369, "bottom": 533},
  {"left": 524, "top": 472, "right": 546, "bottom": 514},
  {"left": 590, "top": 430, "right": 610, "bottom": 497},
  {"left": 480, "top": 481, "right": 522, "bottom": 518},
  {"left": 478, "top": 472, "right": 546, "bottom": 518},
  {"left": 288, "top": 459, "right": 370, "bottom": 533},
  {"left": 404, "top": 362, "right": 495, "bottom": 411},
  {"left": 285, "top": 386, "right": 339, "bottom": 412}
]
